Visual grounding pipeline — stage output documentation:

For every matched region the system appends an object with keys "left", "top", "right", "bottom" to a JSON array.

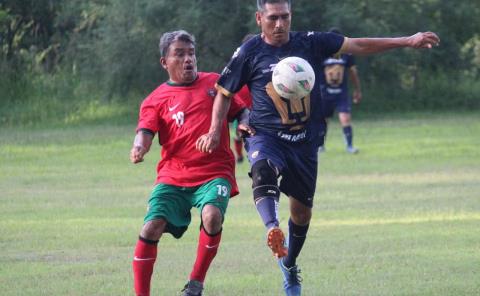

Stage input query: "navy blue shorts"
[
  {"left": 323, "top": 94, "right": 352, "bottom": 118},
  {"left": 244, "top": 134, "right": 318, "bottom": 208}
]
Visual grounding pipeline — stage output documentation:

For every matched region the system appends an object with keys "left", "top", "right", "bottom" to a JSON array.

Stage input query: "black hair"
[{"left": 257, "top": 0, "right": 291, "bottom": 11}]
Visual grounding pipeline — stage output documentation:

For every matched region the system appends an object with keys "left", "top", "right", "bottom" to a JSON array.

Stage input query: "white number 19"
[{"left": 216, "top": 185, "right": 228, "bottom": 197}]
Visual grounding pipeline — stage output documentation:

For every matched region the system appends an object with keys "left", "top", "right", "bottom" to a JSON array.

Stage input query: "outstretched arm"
[
  {"left": 196, "top": 91, "right": 231, "bottom": 153},
  {"left": 130, "top": 130, "right": 153, "bottom": 163},
  {"left": 341, "top": 32, "right": 440, "bottom": 55}
]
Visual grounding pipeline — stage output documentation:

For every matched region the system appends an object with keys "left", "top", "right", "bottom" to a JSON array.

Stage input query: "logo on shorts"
[{"left": 251, "top": 150, "right": 259, "bottom": 159}]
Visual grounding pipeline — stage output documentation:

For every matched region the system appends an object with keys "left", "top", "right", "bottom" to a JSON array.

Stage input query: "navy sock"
[
  {"left": 283, "top": 219, "right": 309, "bottom": 268},
  {"left": 343, "top": 125, "right": 353, "bottom": 147},
  {"left": 255, "top": 197, "right": 279, "bottom": 229}
]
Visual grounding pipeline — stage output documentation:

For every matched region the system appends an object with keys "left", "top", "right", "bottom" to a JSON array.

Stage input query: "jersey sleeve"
[
  {"left": 216, "top": 45, "right": 250, "bottom": 97},
  {"left": 312, "top": 32, "right": 345, "bottom": 60},
  {"left": 136, "top": 96, "right": 159, "bottom": 134}
]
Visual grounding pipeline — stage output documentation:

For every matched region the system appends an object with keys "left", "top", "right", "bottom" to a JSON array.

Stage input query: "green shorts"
[
  {"left": 144, "top": 178, "right": 231, "bottom": 239},
  {"left": 232, "top": 118, "right": 239, "bottom": 130}
]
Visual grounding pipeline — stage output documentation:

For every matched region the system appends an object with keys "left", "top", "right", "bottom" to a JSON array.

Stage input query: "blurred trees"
[{"left": 0, "top": 0, "right": 479, "bottom": 123}]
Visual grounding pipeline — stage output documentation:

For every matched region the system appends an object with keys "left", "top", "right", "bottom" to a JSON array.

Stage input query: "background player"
[
  {"left": 197, "top": 1, "right": 439, "bottom": 295},
  {"left": 130, "top": 30, "right": 249, "bottom": 296},
  {"left": 320, "top": 28, "right": 362, "bottom": 154}
]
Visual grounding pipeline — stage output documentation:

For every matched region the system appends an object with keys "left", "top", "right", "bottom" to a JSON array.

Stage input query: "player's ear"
[
  {"left": 160, "top": 57, "right": 167, "bottom": 70},
  {"left": 255, "top": 11, "right": 262, "bottom": 27}
]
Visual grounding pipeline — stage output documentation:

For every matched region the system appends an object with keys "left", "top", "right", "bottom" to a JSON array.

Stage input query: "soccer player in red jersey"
[{"left": 130, "top": 30, "right": 249, "bottom": 296}]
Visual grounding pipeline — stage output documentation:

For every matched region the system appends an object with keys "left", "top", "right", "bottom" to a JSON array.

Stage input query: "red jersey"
[
  {"left": 136, "top": 72, "right": 244, "bottom": 197},
  {"left": 236, "top": 85, "right": 252, "bottom": 109}
]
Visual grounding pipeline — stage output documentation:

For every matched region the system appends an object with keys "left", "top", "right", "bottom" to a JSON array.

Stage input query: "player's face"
[
  {"left": 256, "top": 2, "right": 291, "bottom": 47},
  {"left": 161, "top": 40, "right": 197, "bottom": 84}
]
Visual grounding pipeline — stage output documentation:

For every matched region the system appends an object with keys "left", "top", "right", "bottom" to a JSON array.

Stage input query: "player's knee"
[
  {"left": 251, "top": 159, "right": 280, "bottom": 202},
  {"left": 290, "top": 203, "right": 312, "bottom": 225},
  {"left": 201, "top": 205, "right": 223, "bottom": 233},
  {"left": 141, "top": 219, "right": 167, "bottom": 241}
]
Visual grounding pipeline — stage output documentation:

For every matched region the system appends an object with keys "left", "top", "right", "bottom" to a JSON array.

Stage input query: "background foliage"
[{"left": 1, "top": 0, "right": 479, "bottom": 125}]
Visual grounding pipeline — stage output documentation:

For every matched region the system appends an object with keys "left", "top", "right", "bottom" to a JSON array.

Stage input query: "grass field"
[{"left": 1, "top": 112, "right": 479, "bottom": 295}]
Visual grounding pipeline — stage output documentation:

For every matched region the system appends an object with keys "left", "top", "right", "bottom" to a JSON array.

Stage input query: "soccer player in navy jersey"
[
  {"left": 130, "top": 30, "right": 249, "bottom": 296},
  {"left": 320, "top": 28, "right": 363, "bottom": 154},
  {"left": 196, "top": 1, "right": 439, "bottom": 295}
]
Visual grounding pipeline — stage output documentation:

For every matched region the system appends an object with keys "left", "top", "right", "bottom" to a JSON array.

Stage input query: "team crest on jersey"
[{"left": 207, "top": 88, "right": 217, "bottom": 97}]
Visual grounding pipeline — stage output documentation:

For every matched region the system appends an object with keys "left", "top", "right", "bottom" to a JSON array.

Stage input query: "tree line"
[{"left": 1, "top": 0, "right": 479, "bottom": 124}]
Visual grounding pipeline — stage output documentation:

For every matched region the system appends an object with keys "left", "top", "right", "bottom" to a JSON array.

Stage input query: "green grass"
[{"left": 1, "top": 112, "right": 479, "bottom": 295}]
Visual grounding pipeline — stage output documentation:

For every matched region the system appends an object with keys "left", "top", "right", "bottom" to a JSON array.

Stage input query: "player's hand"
[
  {"left": 353, "top": 90, "right": 362, "bottom": 104},
  {"left": 130, "top": 146, "right": 147, "bottom": 163},
  {"left": 196, "top": 132, "right": 220, "bottom": 153},
  {"left": 407, "top": 32, "right": 440, "bottom": 49},
  {"left": 237, "top": 123, "right": 255, "bottom": 138}
]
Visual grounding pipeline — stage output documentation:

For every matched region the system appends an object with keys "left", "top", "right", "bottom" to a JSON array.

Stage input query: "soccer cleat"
[
  {"left": 181, "top": 280, "right": 203, "bottom": 296},
  {"left": 278, "top": 258, "right": 302, "bottom": 296},
  {"left": 346, "top": 146, "right": 359, "bottom": 154},
  {"left": 267, "top": 227, "right": 288, "bottom": 258}
]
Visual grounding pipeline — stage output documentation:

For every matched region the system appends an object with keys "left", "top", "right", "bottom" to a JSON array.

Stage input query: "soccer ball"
[{"left": 272, "top": 56, "right": 315, "bottom": 100}]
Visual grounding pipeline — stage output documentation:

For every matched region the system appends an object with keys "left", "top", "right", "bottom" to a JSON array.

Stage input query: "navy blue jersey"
[
  {"left": 321, "top": 54, "right": 355, "bottom": 100},
  {"left": 217, "top": 32, "right": 344, "bottom": 142}
]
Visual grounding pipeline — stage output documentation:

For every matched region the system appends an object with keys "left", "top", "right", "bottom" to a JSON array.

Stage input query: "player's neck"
[
  {"left": 167, "top": 75, "right": 198, "bottom": 86},
  {"left": 261, "top": 33, "right": 289, "bottom": 47}
]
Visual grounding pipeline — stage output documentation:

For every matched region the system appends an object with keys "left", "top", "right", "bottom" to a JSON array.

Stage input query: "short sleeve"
[
  {"left": 216, "top": 45, "right": 251, "bottom": 97},
  {"left": 136, "top": 97, "right": 159, "bottom": 134},
  {"left": 312, "top": 32, "right": 345, "bottom": 60}
]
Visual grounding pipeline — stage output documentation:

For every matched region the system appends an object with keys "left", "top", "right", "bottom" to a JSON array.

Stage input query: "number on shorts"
[{"left": 216, "top": 185, "right": 228, "bottom": 197}]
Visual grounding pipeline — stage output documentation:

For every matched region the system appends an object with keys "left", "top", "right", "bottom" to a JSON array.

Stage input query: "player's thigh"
[
  {"left": 336, "top": 96, "right": 352, "bottom": 116},
  {"left": 143, "top": 183, "right": 193, "bottom": 239},
  {"left": 279, "top": 143, "right": 318, "bottom": 208},
  {"left": 193, "top": 178, "right": 231, "bottom": 222},
  {"left": 244, "top": 134, "right": 286, "bottom": 172}
]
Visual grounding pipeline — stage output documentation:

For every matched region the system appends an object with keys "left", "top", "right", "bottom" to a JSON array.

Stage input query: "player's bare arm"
[
  {"left": 130, "top": 130, "right": 153, "bottom": 163},
  {"left": 341, "top": 32, "right": 440, "bottom": 55},
  {"left": 196, "top": 91, "right": 231, "bottom": 153},
  {"left": 349, "top": 66, "right": 362, "bottom": 104}
]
